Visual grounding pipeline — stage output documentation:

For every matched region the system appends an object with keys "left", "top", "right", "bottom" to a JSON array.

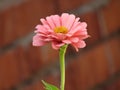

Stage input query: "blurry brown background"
[{"left": 0, "top": 0, "right": 120, "bottom": 90}]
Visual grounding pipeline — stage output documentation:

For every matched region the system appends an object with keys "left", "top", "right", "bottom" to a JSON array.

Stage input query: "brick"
[
  {"left": 103, "top": 0, "right": 120, "bottom": 33},
  {"left": 104, "top": 79, "right": 120, "bottom": 90},
  {"left": 0, "top": 13, "right": 4, "bottom": 47},
  {"left": 13, "top": 0, "right": 56, "bottom": 39},
  {"left": 66, "top": 43, "right": 110, "bottom": 89},
  {"left": 23, "top": 85, "right": 33, "bottom": 90},
  {"left": 31, "top": 82, "right": 43, "bottom": 90},
  {"left": 23, "top": 81, "right": 43, "bottom": 90},
  {"left": 23, "top": 82, "right": 43, "bottom": 90},
  {"left": 109, "top": 38, "right": 120, "bottom": 72},
  {"left": 42, "top": 73, "right": 59, "bottom": 89},
  {"left": 14, "top": 46, "right": 31, "bottom": 81},
  {"left": 1, "top": 9, "right": 15, "bottom": 47},
  {"left": 80, "top": 12, "right": 101, "bottom": 45},
  {"left": 91, "top": 44, "right": 110, "bottom": 84},
  {"left": 12, "top": 4, "right": 30, "bottom": 39},
  {"left": 66, "top": 53, "right": 96, "bottom": 90},
  {"left": 66, "top": 54, "right": 94, "bottom": 89},
  {"left": 26, "top": 45, "right": 43, "bottom": 73},
  {"left": 24, "top": 0, "right": 56, "bottom": 29},
  {"left": 59, "top": 0, "right": 91, "bottom": 12},
  {"left": 0, "top": 0, "right": 56, "bottom": 47},
  {"left": 26, "top": 43, "right": 59, "bottom": 71},
  {"left": 0, "top": 49, "right": 20, "bottom": 89},
  {"left": 39, "top": 44, "right": 59, "bottom": 66},
  {"left": 116, "top": 79, "right": 120, "bottom": 89},
  {"left": 23, "top": 72, "right": 59, "bottom": 90}
]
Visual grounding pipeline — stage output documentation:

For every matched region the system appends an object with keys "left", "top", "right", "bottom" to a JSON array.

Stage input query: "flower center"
[{"left": 54, "top": 26, "right": 68, "bottom": 34}]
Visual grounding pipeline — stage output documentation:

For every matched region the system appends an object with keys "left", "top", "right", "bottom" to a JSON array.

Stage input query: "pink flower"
[{"left": 33, "top": 13, "right": 89, "bottom": 51}]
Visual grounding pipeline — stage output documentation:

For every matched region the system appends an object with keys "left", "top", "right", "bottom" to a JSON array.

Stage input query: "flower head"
[{"left": 33, "top": 13, "right": 89, "bottom": 51}]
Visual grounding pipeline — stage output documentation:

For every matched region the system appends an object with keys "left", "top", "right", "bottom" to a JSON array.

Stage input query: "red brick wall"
[{"left": 0, "top": 0, "right": 120, "bottom": 90}]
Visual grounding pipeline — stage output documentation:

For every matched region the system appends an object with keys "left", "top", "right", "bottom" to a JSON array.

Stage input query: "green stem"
[{"left": 59, "top": 44, "right": 68, "bottom": 90}]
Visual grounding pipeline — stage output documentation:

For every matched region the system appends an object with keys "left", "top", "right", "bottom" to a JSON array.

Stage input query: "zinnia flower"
[{"left": 33, "top": 13, "right": 89, "bottom": 51}]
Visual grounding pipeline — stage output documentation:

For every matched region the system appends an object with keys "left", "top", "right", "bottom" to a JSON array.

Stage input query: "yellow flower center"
[{"left": 54, "top": 26, "right": 68, "bottom": 34}]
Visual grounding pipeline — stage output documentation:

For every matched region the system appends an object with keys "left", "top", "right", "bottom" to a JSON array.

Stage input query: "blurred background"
[{"left": 0, "top": 0, "right": 120, "bottom": 90}]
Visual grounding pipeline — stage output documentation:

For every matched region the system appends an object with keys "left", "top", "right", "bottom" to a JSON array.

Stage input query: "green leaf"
[{"left": 42, "top": 80, "right": 59, "bottom": 90}]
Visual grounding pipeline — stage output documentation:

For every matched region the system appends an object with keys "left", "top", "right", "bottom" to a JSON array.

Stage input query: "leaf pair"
[{"left": 42, "top": 80, "right": 59, "bottom": 90}]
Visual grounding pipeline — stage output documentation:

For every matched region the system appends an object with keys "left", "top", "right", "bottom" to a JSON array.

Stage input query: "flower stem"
[{"left": 59, "top": 44, "right": 68, "bottom": 90}]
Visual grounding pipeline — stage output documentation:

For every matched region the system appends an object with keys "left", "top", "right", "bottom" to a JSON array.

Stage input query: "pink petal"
[
  {"left": 51, "top": 33, "right": 67, "bottom": 40},
  {"left": 51, "top": 15, "right": 61, "bottom": 27},
  {"left": 68, "top": 17, "right": 80, "bottom": 31},
  {"left": 55, "top": 33, "right": 67, "bottom": 40},
  {"left": 52, "top": 42, "right": 65, "bottom": 50},
  {"left": 69, "top": 25, "right": 82, "bottom": 35},
  {"left": 75, "top": 17, "right": 80, "bottom": 23},
  {"left": 52, "top": 43, "right": 59, "bottom": 50},
  {"left": 44, "top": 38, "right": 53, "bottom": 42},
  {"left": 40, "top": 19, "right": 52, "bottom": 30},
  {"left": 32, "top": 34, "right": 46, "bottom": 46},
  {"left": 70, "top": 37, "right": 79, "bottom": 43},
  {"left": 61, "top": 13, "right": 69, "bottom": 27},
  {"left": 73, "top": 30, "right": 88, "bottom": 37},
  {"left": 81, "top": 22, "right": 87, "bottom": 28},
  {"left": 62, "top": 37, "right": 79, "bottom": 44},
  {"left": 71, "top": 43, "right": 79, "bottom": 52},
  {"left": 46, "top": 16, "right": 56, "bottom": 29},
  {"left": 35, "top": 25, "right": 48, "bottom": 34},
  {"left": 43, "top": 25, "right": 54, "bottom": 33},
  {"left": 40, "top": 18, "right": 48, "bottom": 25},
  {"left": 64, "top": 14, "right": 76, "bottom": 30},
  {"left": 35, "top": 25, "right": 41, "bottom": 29},
  {"left": 62, "top": 40, "right": 71, "bottom": 44},
  {"left": 75, "top": 40, "right": 86, "bottom": 48},
  {"left": 72, "top": 40, "right": 86, "bottom": 51},
  {"left": 68, "top": 22, "right": 87, "bottom": 37},
  {"left": 79, "top": 35, "right": 89, "bottom": 40}
]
